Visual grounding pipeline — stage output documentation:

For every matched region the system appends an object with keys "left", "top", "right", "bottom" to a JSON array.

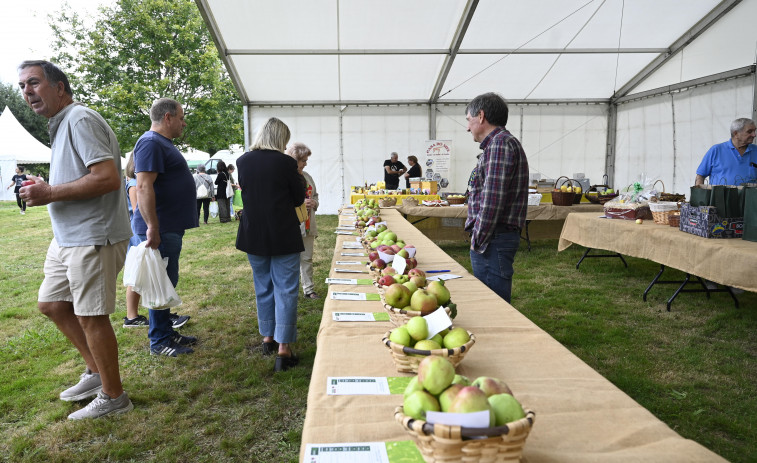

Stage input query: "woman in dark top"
[
  {"left": 214, "top": 160, "right": 232, "bottom": 223},
  {"left": 236, "top": 117, "right": 305, "bottom": 372},
  {"left": 404, "top": 155, "right": 422, "bottom": 188},
  {"left": 6, "top": 165, "right": 28, "bottom": 214}
]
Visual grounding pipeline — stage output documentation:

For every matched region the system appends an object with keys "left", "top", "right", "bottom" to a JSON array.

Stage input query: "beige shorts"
[{"left": 38, "top": 238, "right": 128, "bottom": 316}]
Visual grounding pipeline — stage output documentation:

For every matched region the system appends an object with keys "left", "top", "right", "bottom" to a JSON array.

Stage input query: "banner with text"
[{"left": 422, "top": 140, "right": 452, "bottom": 192}]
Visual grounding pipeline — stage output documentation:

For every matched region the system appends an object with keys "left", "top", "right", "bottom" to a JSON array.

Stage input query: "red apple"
[
  {"left": 390, "top": 244, "right": 402, "bottom": 254},
  {"left": 372, "top": 258, "right": 386, "bottom": 270},
  {"left": 377, "top": 245, "right": 391, "bottom": 253},
  {"left": 382, "top": 267, "right": 397, "bottom": 276},
  {"left": 407, "top": 268, "right": 426, "bottom": 278},
  {"left": 410, "top": 289, "right": 439, "bottom": 315},
  {"left": 405, "top": 257, "right": 417, "bottom": 270},
  {"left": 368, "top": 251, "right": 380, "bottom": 262},
  {"left": 378, "top": 274, "right": 396, "bottom": 287},
  {"left": 409, "top": 274, "right": 427, "bottom": 288}
]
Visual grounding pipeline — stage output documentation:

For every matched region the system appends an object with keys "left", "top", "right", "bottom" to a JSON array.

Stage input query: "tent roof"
[
  {"left": 0, "top": 107, "right": 51, "bottom": 163},
  {"left": 195, "top": 0, "right": 743, "bottom": 106}
]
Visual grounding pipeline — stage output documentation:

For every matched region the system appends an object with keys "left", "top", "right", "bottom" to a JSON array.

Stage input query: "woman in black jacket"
[
  {"left": 214, "top": 160, "right": 232, "bottom": 223},
  {"left": 236, "top": 117, "right": 305, "bottom": 372}
]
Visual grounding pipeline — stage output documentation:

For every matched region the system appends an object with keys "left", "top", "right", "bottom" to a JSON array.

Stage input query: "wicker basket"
[
  {"left": 383, "top": 303, "right": 452, "bottom": 326},
  {"left": 379, "top": 197, "right": 397, "bottom": 207},
  {"left": 649, "top": 201, "right": 680, "bottom": 225},
  {"left": 395, "top": 406, "right": 535, "bottom": 463},
  {"left": 404, "top": 196, "right": 419, "bottom": 207},
  {"left": 584, "top": 184, "right": 619, "bottom": 204},
  {"left": 447, "top": 197, "right": 466, "bottom": 205},
  {"left": 551, "top": 176, "right": 580, "bottom": 206},
  {"left": 653, "top": 180, "right": 686, "bottom": 203},
  {"left": 382, "top": 329, "right": 475, "bottom": 373}
]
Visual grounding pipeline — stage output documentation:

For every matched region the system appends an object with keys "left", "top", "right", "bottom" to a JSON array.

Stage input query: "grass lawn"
[{"left": 1, "top": 201, "right": 755, "bottom": 462}]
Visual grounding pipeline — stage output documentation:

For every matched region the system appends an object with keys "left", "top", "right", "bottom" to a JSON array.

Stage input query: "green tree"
[
  {"left": 49, "top": 0, "right": 243, "bottom": 154},
  {"left": 0, "top": 82, "right": 50, "bottom": 146}
]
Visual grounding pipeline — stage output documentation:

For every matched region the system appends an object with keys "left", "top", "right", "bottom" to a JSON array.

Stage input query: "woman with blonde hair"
[
  {"left": 286, "top": 142, "right": 320, "bottom": 299},
  {"left": 235, "top": 117, "right": 305, "bottom": 372}
]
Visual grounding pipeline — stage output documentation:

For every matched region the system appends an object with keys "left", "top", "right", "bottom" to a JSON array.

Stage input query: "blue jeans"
[
  {"left": 247, "top": 253, "right": 301, "bottom": 344},
  {"left": 136, "top": 231, "right": 184, "bottom": 348},
  {"left": 470, "top": 231, "right": 520, "bottom": 303}
]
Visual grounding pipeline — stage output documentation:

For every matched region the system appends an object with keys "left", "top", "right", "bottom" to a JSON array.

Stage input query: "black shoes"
[
  {"left": 274, "top": 354, "right": 299, "bottom": 372},
  {"left": 262, "top": 341, "right": 279, "bottom": 356}
]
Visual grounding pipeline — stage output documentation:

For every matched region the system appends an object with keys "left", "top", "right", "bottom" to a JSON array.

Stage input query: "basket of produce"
[
  {"left": 653, "top": 180, "right": 686, "bottom": 203},
  {"left": 396, "top": 356, "right": 535, "bottom": 463},
  {"left": 446, "top": 194, "right": 466, "bottom": 205},
  {"left": 383, "top": 303, "right": 453, "bottom": 326},
  {"left": 382, "top": 322, "right": 475, "bottom": 373},
  {"left": 380, "top": 278, "right": 455, "bottom": 326},
  {"left": 551, "top": 176, "right": 580, "bottom": 206},
  {"left": 648, "top": 200, "right": 680, "bottom": 225}
]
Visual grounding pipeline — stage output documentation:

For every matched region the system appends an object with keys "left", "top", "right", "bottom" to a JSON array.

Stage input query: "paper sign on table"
[
  {"left": 391, "top": 256, "right": 407, "bottom": 275},
  {"left": 327, "top": 376, "right": 412, "bottom": 395},
  {"left": 342, "top": 242, "right": 363, "bottom": 249},
  {"left": 336, "top": 226, "right": 357, "bottom": 231},
  {"left": 423, "top": 307, "right": 453, "bottom": 338},
  {"left": 332, "top": 312, "right": 390, "bottom": 322},
  {"left": 325, "top": 278, "right": 374, "bottom": 285},
  {"left": 335, "top": 260, "right": 367, "bottom": 265},
  {"left": 425, "top": 410, "right": 490, "bottom": 428},
  {"left": 305, "top": 440, "right": 424, "bottom": 463},
  {"left": 331, "top": 291, "right": 381, "bottom": 301},
  {"left": 334, "top": 268, "right": 369, "bottom": 274},
  {"left": 377, "top": 250, "right": 395, "bottom": 263},
  {"left": 427, "top": 273, "right": 462, "bottom": 282},
  {"left": 335, "top": 230, "right": 359, "bottom": 235},
  {"left": 341, "top": 252, "right": 366, "bottom": 257}
]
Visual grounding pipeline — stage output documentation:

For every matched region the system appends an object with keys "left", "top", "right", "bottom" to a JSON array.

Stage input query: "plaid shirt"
[{"left": 465, "top": 127, "right": 529, "bottom": 253}]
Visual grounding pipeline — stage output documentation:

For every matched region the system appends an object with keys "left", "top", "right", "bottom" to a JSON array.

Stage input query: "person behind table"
[
  {"left": 214, "top": 160, "right": 232, "bottom": 223},
  {"left": 286, "top": 142, "right": 320, "bottom": 299},
  {"left": 403, "top": 155, "right": 422, "bottom": 188},
  {"left": 17, "top": 59, "right": 133, "bottom": 418},
  {"left": 464, "top": 92, "right": 529, "bottom": 303},
  {"left": 194, "top": 164, "right": 215, "bottom": 225},
  {"left": 383, "top": 152, "right": 406, "bottom": 190},
  {"left": 695, "top": 118, "right": 757, "bottom": 185},
  {"left": 7, "top": 165, "right": 29, "bottom": 214},
  {"left": 227, "top": 164, "right": 240, "bottom": 219},
  {"left": 131, "top": 97, "right": 199, "bottom": 356},
  {"left": 236, "top": 117, "right": 305, "bottom": 372}
]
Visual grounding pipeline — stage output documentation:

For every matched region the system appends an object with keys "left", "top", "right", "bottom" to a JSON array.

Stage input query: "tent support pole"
[
  {"left": 429, "top": 104, "right": 437, "bottom": 140},
  {"left": 243, "top": 105, "right": 253, "bottom": 151},
  {"left": 753, "top": 70, "right": 757, "bottom": 122},
  {"left": 606, "top": 104, "right": 617, "bottom": 187}
]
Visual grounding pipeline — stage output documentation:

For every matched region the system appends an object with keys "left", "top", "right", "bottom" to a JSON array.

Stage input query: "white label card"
[
  {"left": 332, "top": 312, "right": 375, "bottom": 321},
  {"left": 342, "top": 243, "right": 363, "bottom": 249},
  {"left": 304, "top": 442, "right": 389, "bottom": 463},
  {"left": 392, "top": 256, "right": 407, "bottom": 275},
  {"left": 335, "top": 230, "right": 358, "bottom": 235},
  {"left": 341, "top": 252, "right": 366, "bottom": 257},
  {"left": 325, "top": 278, "right": 374, "bottom": 285},
  {"left": 327, "top": 377, "right": 390, "bottom": 395},
  {"left": 427, "top": 274, "right": 463, "bottom": 282},
  {"left": 331, "top": 292, "right": 381, "bottom": 301},
  {"left": 423, "top": 307, "right": 453, "bottom": 338},
  {"left": 425, "top": 410, "right": 490, "bottom": 428},
  {"left": 335, "top": 261, "right": 367, "bottom": 265},
  {"left": 334, "top": 268, "right": 368, "bottom": 274}
]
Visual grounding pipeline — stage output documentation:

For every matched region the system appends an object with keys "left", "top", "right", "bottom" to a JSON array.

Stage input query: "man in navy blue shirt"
[
  {"left": 132, "top": 98, "right": 199, "bottom": 356},
  {"left": 696, "top": 118, "right": 757, "bottom": 185}
]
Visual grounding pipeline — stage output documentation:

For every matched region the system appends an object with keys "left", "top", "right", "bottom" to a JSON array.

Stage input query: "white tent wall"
[{"left": 615, "top": 75, "right": 754, "bottom": 194}]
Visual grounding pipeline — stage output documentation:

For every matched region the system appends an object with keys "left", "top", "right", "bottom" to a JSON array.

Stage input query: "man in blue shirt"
[
  {"left": 132, "top": 98, "right": 199, "bottom": 356},
  {"left": 696, "top": 118, "right": 757, "bottom": 185}
]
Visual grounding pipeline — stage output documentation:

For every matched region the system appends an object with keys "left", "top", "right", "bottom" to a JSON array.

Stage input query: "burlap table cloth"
[
  {"left": 300, "top": 208, "right": 725, "bottom": 462},
  {"left": 396, "top": 203, "right": 604, "bottom": 221},
  {"left": 559, "top": 212, "right": 757, "bottom": 292}
]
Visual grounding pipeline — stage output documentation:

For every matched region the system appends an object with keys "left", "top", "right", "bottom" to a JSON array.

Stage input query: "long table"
[
  {"left": 299, "top": 208, "right": 725, "bottom": 462},
  {"left": 396, "top": 203, "right": 604, "bottom": 221},
  {"left": 558, "top": 213, "right": 757, "bottom": 293}
]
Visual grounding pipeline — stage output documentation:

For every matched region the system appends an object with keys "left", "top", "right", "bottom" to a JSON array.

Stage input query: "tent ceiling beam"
[
  {"left": 246, "top": 98, "right": 609, "bottom": 108},
  {"left": 613, "top": 0, "right": 742, "bottom": 100},
  {"left": 614, "top": 65, "right": 755, "bottom": 105},
  {"left": 225, "top": 48, "right": 667, "bottom": 56},
  {"left": 430, "top": 0, "right": 479, "bottom": 104}
]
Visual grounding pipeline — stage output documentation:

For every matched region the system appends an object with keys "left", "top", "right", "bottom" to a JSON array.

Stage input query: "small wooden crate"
[
  {"left": 410, "top": 180, "right": 438, "bottom": 194},
  {"left": 395, "top": 407, "right": 535, "bottom": 463}
]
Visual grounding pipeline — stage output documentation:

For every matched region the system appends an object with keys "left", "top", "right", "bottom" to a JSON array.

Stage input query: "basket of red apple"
[
  {"left": 396, "top": 356, "right": 535, "bottom": 463},
  {"left": 382, "top": 316, "right": 475, "bottom": 373}
]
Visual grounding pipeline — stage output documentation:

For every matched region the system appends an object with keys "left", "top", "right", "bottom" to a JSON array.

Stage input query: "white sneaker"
[
  {"left": 20, "top": 211, "right": 25, "bottom": 215},
  {"left": 68, "top": 391, "right": 133, "bottom": 420},
  {"left": 59, "top": 369, "right": 102, "bottom": 402}
]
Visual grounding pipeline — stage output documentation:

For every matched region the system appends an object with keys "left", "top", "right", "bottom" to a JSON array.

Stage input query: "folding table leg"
[{"left": 575, "top": 248, "right": 628, "bottom": 270}]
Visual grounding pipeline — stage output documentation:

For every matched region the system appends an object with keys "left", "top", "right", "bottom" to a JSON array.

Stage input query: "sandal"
[
  {"left": 274, "top": 353, "right": 299, "bottom": 372},
  {"left": 305, "top": 292, "right": 319, "bottom": 299},
  {"left": 262, "top": 341, "right": 279, "bottom": 356}
]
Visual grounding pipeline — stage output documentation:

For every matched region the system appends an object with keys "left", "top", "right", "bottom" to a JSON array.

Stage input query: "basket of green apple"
[
  {"left": 379, "top": 272, "right": 455, "bottom": 326},
  {"left": 396, "top": 356, "right": 535, "bottom": 463},
  {"left": 382, "top": 316, "right": 475, "bottom": 373}
]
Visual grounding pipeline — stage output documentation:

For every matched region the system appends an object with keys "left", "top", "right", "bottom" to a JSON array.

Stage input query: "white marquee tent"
[
  {"left": 197, "top": 0, "right": 757, "bottom": 214},
  {"left": 0, "top": 107, "right": 51, "bottom": 202}
]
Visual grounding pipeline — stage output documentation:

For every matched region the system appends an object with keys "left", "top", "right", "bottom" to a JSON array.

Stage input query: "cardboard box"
[{"left": 679, "top": 203, "right": 743, "bottom": 239}]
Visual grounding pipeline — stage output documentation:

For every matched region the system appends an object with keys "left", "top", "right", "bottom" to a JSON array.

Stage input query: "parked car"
[{"left": 202, "top": 147, "right": 244, "bottom": 183}]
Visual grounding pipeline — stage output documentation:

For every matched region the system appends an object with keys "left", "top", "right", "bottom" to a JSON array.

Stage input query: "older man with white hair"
[{"left": 696, "top": 118, "right": 757, "bottom": 185}]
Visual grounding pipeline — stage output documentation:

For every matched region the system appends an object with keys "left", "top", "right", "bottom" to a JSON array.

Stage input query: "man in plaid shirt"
[{"left": 464, "top": 93, "right": 529, "bottom": 303}]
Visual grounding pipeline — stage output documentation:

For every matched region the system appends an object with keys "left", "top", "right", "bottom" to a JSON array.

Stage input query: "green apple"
[
  {"left": 417, "top": 355, "right": 456, "bottom": 395},
  {"left": 449, "top": 386, "right": 495, "bottom": 427},
  {"left": 488, "top": 393, "right": 526, "bottom": 426},
  {"left": 452, "top": 374, "right": 471, "bottom": 386},
  {"left": 430, "top": 333, "right": 443, "bottom": 347},
  {"left": 410, "top": 289, "right": 439, "bottom": 316},
  {"left": 406, "top": 316, "right": 428, "bottom": 342},
  {"left": 472, "top": 376, "right": 512, "bottom": 397},
  {"left": 427, "top": 281, "right": 451, "bottom": 306},
  {"left": 404, "top": 390, "right": 440, "bottom": 421},
  {"left": 389, "top": 326, "right": 411, "bottom": 346},
  {"left": 442, "top": 327, "right": 470, "bottom": 349},
  {"left": 384, "top": 283, "right": 411, "bottom": 308},
  {"left": 403, "top": 376, "right": 424, "bottom": 399},
  {"left": 402, "top": 280, "right": 418, "bottom": 295},
  {"left": 413, "top": 339, "right": 441, "bottom": 352},
  {"left": 438, "top": 383, "right": 464, "bottom": 412}
]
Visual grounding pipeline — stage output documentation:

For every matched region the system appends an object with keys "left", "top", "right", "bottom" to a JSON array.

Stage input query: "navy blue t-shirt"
[{"left": 131, "top": 131, "right": 199, "bottom": 234}]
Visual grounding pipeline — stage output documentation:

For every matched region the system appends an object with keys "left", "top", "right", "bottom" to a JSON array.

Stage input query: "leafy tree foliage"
[
  {"left": 49, "top": 0, "right": 243, "bottom": 154},
  {"left": 0, "top": 82, "right": 50, "bottom": 146}
]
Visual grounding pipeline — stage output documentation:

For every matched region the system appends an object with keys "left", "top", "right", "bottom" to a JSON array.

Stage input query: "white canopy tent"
[
  {"left": 0, "top": 107, "right": 51, "bottom": 202},
  {"left": 195, "top": 0, "right": 757, "bottom": 214}
]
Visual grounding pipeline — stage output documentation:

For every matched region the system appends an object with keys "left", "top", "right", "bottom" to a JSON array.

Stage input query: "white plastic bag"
[
  {"left": 122, "top": 242, "right": 182, "bottom": 309},
  {"left": 209, "top": 201, "right": 219, "bottom": 218}
]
